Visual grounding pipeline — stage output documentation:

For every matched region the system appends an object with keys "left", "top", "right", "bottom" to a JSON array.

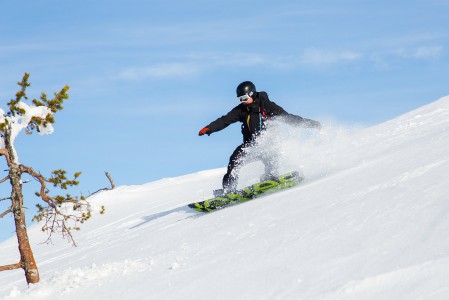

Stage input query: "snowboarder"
[{"left": 198, "top": 81, "right": 321, "bottom": 192}]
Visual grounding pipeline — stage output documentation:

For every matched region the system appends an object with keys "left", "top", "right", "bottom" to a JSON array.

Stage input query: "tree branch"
[
  {"left": 0, "top": 175, "right": 10, "bottom": 184},
  {"left": 88, "top": 171, "right": 115, "bottom": 197},
  {"left": 0, "top": 196, "right": 12, "bottom": 202},
  {"left": 0, "top": 207, "right": 12, "bottom": 218},
  {"left": 20, "top": 164, "right": 98, "bottom": 246},
  {"left": 0, "top": 149, "right": 11, "bottom": 166},
  {"left": 0, "top": 262, "right": 21, "bottom": 272},
  {"left": 19, "top": 165, "right": 52, "bottom": 204},
  {"left": 105, "top": 172, "right": 115, "bottom": 189}
]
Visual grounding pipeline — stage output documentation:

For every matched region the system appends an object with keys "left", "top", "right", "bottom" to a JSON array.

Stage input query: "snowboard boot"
[
  {"left": 213, "top": 187, "right": 238, "bottom": 197},
  {"left": 213, "top": 189, "right": 225, "bottom": 197},
  {"left": 259, "top": 173, "right": 279, "bottom": 183}
]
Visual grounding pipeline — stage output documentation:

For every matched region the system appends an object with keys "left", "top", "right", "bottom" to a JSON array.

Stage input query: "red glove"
[{"left": 199, "top": 127, "right": 211, "bottom": 136}]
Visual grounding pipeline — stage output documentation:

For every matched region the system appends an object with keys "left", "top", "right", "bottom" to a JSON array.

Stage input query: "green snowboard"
[{"left": 188, "top": 171, "right": 303, "bottom": 212}]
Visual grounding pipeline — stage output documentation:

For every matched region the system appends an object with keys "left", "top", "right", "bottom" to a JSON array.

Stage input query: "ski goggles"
[{"left": 238, "top": 92, "right": 253, "bottom": 102}]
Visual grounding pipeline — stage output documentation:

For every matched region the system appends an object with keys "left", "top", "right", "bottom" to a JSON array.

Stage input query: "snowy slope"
[{"left": 1, "top": 96, "right": 449, "bottom": 299}]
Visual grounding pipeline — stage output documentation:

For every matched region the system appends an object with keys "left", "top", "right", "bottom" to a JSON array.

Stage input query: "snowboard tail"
[{"left": 188, "top": 171, "right": 303, "bottom": 212}]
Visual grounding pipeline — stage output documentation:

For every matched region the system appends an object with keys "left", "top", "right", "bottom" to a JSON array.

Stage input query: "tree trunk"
[{"left": 5, "top": 128, "right": 40, "bottom": 284}]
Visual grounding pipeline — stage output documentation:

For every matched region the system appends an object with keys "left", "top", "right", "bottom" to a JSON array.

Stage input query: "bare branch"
[
  {"left": 0, "top": 196, "right": 12, "bottom": 202},
  {"left": 88, "top": 171, "right": 115, "bottom": 197},
  {"left": 35, "top": 205, "right": 83, "bottom": 246},
  {"left": 0, "top": 262, "right": 21, "bottom": 272},
  {"left": 0, "top": 149, "right": 11, "bottom": 165},
  {"left": 0, "top": 175, "right": 10, "bottom": 184},
  {"left": 105, "top": 172, "right": 115, "bottom": 189},
  {"left": 0, "top": 207, "right": 12, "bottom": 218},
  {"left": 19, "top": 165, "right": 51, "bottom": 204}
]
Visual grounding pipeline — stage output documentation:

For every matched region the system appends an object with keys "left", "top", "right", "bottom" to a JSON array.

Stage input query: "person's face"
[
  {"left": 242, "top": 97, "right": 253, "bottom": 105},
  {"left": 238, "top": 94, "right": 254, "bottom": 105}
]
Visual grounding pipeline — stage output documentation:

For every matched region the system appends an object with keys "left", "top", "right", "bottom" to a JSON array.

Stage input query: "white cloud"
[
  {"left": 116, "top": 53, "right": 270, "bottom": 81},
  {"left": 392, "top": 46, "right": 444, "bottom": 62},
  {"left": 115, "top": 49, "right": 367, "bottom": 81},
  {"left": 410, "top": 46, "right": 443, "bottom": 59},
  {"left": 189, "top": 52, "right": 268, "bottom": 67},
  {"left": 117, "top": 63, "right": 200, "bottom": 80},
  {"left": 118, "top": 44, "right": 444, "bottom": 80},
  {"left": 299, "top": 48, "right": 363, "bottom": 66}
]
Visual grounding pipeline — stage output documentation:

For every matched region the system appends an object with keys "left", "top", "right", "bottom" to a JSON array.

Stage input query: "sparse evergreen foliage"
[{"left": 0, "top": 73, "right": 69, "bottom": 134}]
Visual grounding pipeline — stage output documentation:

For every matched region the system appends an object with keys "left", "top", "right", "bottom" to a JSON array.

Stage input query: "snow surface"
[{"left": 1, "top": 96, "right": 449, "bottom": 299}]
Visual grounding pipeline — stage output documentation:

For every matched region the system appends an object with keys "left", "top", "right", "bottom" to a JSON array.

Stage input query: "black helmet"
[{"left": 236, "top": 81, "right": 256, "bottom": 97}]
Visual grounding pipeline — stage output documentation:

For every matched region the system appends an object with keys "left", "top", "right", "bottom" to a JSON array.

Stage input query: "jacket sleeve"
[
  {"left": 206, "top": 106, "right": 242, "bottom": 134},
  {"left": 263, "top": 94, "right": 321, "bottom": 129},
  {"left": 278, "top": 113, "right": 321, "bottom": 128}
]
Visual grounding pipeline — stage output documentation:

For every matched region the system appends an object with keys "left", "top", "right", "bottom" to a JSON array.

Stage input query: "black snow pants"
[{"left": 222, "top": 142, "right": 278, "bottom": 191}]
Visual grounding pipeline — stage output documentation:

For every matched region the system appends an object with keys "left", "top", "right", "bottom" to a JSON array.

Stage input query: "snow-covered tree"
[{"left": 0, "top": 73, "right": 108, "bottom": 284}]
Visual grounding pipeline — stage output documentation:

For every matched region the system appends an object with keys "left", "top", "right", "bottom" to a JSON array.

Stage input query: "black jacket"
[{"left": 206, "top": 91, "right": 320, "bottom": 143}]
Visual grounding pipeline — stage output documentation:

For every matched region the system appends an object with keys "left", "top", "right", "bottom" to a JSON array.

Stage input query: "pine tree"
[{"left": 0, "top": 73, "right": 110, "bottom": 284}]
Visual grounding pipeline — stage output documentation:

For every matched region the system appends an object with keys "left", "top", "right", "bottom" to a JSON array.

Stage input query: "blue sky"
[{"left": 0, "top": 0, "right": 448, "bottom": 241}]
